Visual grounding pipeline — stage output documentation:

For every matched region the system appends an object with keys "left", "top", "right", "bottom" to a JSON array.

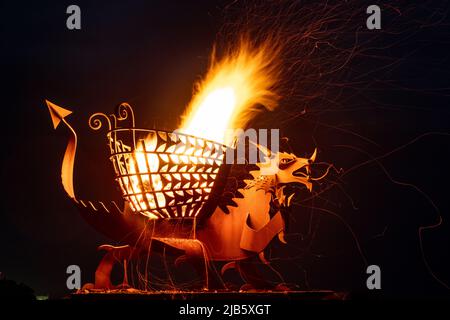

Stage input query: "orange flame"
[{"left": 180, "top": 37, "right": 283, "bottom": 146}]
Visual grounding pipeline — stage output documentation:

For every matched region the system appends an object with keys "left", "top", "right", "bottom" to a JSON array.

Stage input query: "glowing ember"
[{"left": 180, "top": 38, "right": 283, "bottom": 146}]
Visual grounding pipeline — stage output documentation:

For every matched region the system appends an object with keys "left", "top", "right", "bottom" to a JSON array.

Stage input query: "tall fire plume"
[
  {"left": 125, "top": 37, "right": 284, "bottom": 217},
  {"left": 179, "top": 37, "right": 283, "bottom": 146}
]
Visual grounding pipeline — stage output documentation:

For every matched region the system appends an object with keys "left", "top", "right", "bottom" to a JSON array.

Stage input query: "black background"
[{"left": 1, "top": 0, "right": 449, "bottom": 299}]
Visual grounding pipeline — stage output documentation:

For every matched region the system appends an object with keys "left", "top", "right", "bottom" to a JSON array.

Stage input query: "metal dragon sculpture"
[{"left": 45, "top": 100, "right": 318, "bottom": 291}]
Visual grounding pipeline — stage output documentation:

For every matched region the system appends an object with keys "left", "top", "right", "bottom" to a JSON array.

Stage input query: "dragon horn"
[{"left": 310, "top": 148, "right": 317, "bottom": 162}]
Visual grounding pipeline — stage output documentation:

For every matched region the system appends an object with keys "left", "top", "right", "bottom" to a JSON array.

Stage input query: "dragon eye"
[{"left": 279, "top": 158, "right": 295, "bottom": 169}]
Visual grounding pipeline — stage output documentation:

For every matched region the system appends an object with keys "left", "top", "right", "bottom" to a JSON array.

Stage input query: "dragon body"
[{"left": 46, "top": 100, "right": 317, "bottom": 290}]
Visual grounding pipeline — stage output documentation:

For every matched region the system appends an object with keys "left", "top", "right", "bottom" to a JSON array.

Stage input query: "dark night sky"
[{"left": 1, "top": 0, "right": 450, "bottom": 298}]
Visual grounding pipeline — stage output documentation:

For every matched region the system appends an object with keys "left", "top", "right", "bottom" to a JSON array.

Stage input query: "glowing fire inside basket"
[{"left": 107, "top": 126, "right": 227, "bottom": 220}]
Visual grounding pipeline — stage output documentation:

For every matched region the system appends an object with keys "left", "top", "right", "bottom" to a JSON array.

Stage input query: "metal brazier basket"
[{"left": 89, "top": 103, "right": 227, "bottom": 220}]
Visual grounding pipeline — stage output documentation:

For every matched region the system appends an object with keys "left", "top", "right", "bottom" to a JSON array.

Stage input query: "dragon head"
[
  {"left": 273, "top": 149, "right": 317, "bottom": 191},
  {"left": 256, "top": 146, "right": 317, "bottom": 189},
  {"left": 247, "top": 146, "right": 319, "bottom": 247},
  {"left": 254, "top": 146, "right": 318, "bottom": 208}
]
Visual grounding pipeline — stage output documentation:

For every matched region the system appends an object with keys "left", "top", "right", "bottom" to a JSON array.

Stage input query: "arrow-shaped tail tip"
[{"left": 45, "top": 99, "right": 73, "bottom": 129}]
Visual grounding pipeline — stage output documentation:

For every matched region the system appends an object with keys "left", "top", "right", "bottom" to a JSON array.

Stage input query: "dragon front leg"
[
  {"left": 235, "top": 211, "right": 293, "bottom": 291},
  {"left": 81, "top": 244, "right": 139, "bottom": 291}
]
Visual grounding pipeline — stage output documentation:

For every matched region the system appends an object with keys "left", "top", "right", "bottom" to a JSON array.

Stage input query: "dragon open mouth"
[{"left": 292, "top": 166, "right": 309, "bottom": 178}]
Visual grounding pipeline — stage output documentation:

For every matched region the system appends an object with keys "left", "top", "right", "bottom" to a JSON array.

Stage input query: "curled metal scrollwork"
[
  {"left": 88, "top": 102, "right": 135, "bottom": 131},
  {"left": 88, "top": 112, "right": 112, "bottom": 131},
  {"left": 115, "top": 102, "right": 135, "bottom": 128}
]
